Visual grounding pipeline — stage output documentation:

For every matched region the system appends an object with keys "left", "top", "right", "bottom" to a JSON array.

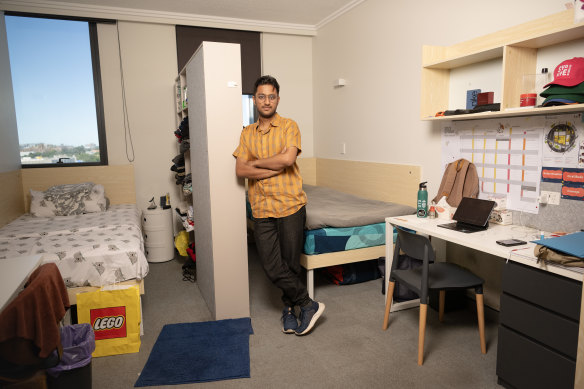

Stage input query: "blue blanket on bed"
[{"left": 304, "top": 223, "right": 398, "bottom": 255}]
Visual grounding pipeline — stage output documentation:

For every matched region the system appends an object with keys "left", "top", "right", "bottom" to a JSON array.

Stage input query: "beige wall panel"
[
  {"left": 421, "top": 66, "right": 450, "bottom": 119},
  {"left": 21, "top": 165, "right": 136, "bottom": 212},
  {"left": 0, "top": 170, "right": 24, "bottom": 228},
  {"left": 315, "top": 158, "right": 420, "bottom": 208},
  {"left": 301, "top": 245, "right": 385, "bottom": 270},
  {"left": 501, "top": 46, "right": 537, "bottom": 110},
  {"left": 297, "top": 157, "right": 316, "bottom": 186}
]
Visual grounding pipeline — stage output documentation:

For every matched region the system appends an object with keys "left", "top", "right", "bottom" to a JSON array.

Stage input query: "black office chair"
[{"left": 382, "top": 227, "right": 486, "bottom": 365}]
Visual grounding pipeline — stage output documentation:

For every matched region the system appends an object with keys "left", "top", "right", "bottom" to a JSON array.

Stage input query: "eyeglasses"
[{"left": 256, "top": 94, "right": 277, "bottom": 102}]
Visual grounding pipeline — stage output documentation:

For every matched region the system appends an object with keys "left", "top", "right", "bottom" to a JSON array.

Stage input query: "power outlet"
[
  {"left": 540, "top": 191, "right": 560, "bottom": 205},
  {"left": 548, "top": 191, "right": 560, "bottom": 205}
]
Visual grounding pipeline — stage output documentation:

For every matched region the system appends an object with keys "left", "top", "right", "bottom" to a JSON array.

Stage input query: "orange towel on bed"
[{"left": 0, "top": 263, "right": 70, "bottom": 360}]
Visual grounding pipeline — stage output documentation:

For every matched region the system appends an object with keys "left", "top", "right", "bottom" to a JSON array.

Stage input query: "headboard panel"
[
  {"left": 0, "top": 169, "right": 25, "bottom": 228},
  {"left": 307, "top": 158, "right": 421, "bottom": 208},
  {"left": 297, "top": 157, "right": 316, "bottom": 186},
  {"left": 296, "top": 158, "right": 421, "bottom": 207},
  {"left": 21, "top": 165, "right": 136, "bottom": 212}
]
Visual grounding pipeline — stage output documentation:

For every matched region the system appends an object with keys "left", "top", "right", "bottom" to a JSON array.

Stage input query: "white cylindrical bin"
[{"left": 142, "top": 208, "right": 174, "bottom": 263}]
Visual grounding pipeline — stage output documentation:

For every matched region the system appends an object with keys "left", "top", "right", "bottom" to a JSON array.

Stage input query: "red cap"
[{"left": 544, "top": 57, "right": 584, "bottom": 88}]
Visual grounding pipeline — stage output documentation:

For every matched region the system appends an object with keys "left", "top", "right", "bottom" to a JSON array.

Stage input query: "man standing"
[{"left": 233, "top": 75, "right": 324, "bottom": 336}]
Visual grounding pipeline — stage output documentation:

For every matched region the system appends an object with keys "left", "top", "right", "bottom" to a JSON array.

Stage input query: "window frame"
[{"left": 5, "top": 12, "right": 112, "bottom": 168}]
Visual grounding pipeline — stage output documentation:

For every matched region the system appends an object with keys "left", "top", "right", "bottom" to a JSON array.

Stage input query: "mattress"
[
  {"left": 302, "top": 185, "right": 414, "bottom": 255},
  {"left": 304, "top": 184, "right": 415, "bottom": 230},
  {"left": 0, "top": 204, "right": 149, "bottom": 288}
]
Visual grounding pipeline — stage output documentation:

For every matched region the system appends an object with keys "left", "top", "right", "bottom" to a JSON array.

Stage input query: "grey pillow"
[{"left": 30, "top": 183, "right": 107, "bottom": 217}]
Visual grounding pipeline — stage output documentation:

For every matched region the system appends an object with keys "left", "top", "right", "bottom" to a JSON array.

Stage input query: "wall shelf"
[
  {"left": 423, "top": 103, "right": 584, "bottom": 121},
  {"left": 421, "top": 9, "right": 584, "bottom": 120}
]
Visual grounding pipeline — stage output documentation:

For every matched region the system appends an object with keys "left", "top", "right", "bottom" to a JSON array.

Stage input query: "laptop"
[{"left": 437, "top": 197, "right": 496, "bottom": 233}]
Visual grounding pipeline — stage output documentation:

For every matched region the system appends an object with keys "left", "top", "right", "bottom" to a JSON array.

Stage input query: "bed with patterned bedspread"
[{"left": 0, "top": 204, "right": 149, "bottom": 288}]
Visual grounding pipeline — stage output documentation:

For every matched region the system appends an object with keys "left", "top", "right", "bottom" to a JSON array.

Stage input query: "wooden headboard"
[
  {"left": 21, "top": 164, "right": 136, "bottom": 213},
  {"left": 297, "top": 158, "right": 421, "bottom": 208},
  {"left": 0, "top": 169, "right": 25, "bottom": 228}
]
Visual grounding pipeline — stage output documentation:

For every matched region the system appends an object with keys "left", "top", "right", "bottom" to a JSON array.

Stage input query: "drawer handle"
[
  {"left": 144, "top": 217, "right": 147, "bottom": 222},
  {"left": 144, "top": 234, "right": 148, "bottom": 240}
]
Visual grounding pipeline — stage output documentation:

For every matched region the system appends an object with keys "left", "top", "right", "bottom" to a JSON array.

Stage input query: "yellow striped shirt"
[{"left": 233, "top": 113, "right": 306, "bottom": 218}]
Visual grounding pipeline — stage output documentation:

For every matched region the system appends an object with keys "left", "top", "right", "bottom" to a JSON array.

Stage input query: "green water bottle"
[{"left": 417, "top": 181, "right": 428, "bottom": 218}]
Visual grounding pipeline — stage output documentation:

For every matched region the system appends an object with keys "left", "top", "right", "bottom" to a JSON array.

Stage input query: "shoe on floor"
[
  {"left": 281, "top": 306, "right": 298, "bottom": 334},
  {"left": 295, "top": 300, "right": 325, "bottom": 336}
]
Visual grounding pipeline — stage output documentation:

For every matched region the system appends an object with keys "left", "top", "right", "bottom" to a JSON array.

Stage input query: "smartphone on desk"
[{"left": 496, "top": 239, "right": 527, "bottom": 247}]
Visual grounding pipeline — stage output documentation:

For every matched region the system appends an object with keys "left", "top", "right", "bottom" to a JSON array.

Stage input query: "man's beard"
[{"left": 257, "top": 106, "right": 276, "bottom": 118}]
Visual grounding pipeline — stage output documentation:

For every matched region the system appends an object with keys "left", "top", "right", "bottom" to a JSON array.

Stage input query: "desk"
[
  {"left": 384, "top": 215, "right": 584, "bottom": 389},
  {"left": 0, "top": 255, "right": 43, "bottom": 312},
  {"left": 385, "top": 216, "right": 582, "bottom": 306}
]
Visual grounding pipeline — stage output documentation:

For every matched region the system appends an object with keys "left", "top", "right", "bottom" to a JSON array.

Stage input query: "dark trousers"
[{"left": 253, "top": 206, "right": 310, "bottom": 307}]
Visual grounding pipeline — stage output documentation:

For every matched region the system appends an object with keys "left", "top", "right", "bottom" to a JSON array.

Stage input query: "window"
[
  {"left": 5, "top": 14, "right": 107, "bottom": 166},
  {"left": 242, "top": 95, "right": 256, "bottom": 127}
]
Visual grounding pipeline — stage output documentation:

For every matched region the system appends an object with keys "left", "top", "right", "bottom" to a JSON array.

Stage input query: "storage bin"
[
  {"left": 145, "top": 242, "right": 174, "bottom": 263},
  {"left": 142, "top": 208, "right": 174, "bottom": 263},
  {"left": 143, "top": 227, "right": 170, "bottom": 245},
  {"left": 47, "top": 323, "right": 95, "bottom": 389}
]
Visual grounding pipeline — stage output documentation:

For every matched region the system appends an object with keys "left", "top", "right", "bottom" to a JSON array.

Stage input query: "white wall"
[
  {"left": 313, "top": 0, "right": 569, "bottom": 197},
  {"left": 261, "top": 33, "right": 314, "bottom": 157},
  {"left": 98, "top": 21, "right": 179, "bottom": 210},
  {"left": 312, "top": 0, "right": 570, "bottom": 309},
  {"left": 0, "top": 12, "right": 21, "bottom": 172}
]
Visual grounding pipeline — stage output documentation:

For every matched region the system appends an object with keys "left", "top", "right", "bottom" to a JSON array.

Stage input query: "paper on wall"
[
  {"left": 448, "top": 117, "right": 543, "bottom": 214},
  {"left": 542, "top": 113, "right": 583, "bottom": 168}
]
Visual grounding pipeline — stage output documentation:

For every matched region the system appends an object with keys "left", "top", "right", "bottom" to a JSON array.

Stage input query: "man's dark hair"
[{"left": 254, "top": 75, "right": 280, "bottom": 95}]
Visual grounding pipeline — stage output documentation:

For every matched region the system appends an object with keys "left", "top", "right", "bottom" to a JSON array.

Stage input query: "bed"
[
  {"left": 300, "top": 184, "right": 416, "bottom": 297},
  {"left": 0, "top": 165, "right": 147, "bottom": 304},
  {"left": 266, "top": 158, "right": 420, "bottom": 298}
]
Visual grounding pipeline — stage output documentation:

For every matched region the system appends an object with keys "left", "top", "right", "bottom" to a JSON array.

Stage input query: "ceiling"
[{"left": 46, "top": 0, "right": 363, "bottom": 27}]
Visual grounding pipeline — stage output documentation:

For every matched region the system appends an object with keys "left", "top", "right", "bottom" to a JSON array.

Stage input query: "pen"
[{"left": 395, "top": 218, "right": 408, "bottom": 222}]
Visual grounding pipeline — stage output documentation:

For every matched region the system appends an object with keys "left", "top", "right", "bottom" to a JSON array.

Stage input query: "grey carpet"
[{"left": 91, "top": 245, "right": 502, "bottom": 388}]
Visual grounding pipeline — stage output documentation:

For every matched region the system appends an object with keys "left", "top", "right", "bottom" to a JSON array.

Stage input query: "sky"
[{"left": 5, "top": 16, "right": 99, "bottom": 146}]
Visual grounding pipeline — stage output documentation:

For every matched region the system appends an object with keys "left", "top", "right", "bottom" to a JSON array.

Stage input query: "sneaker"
[
  {"left": 281, "top": 306, "right": 298, "bottom": 334},
  {"left": 295, "top": 300, "right": 325, "bottom": 336}
]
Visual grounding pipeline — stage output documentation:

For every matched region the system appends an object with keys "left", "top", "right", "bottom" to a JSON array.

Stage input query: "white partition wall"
[{"left": 186, "top": 42, "right": 249, "bottom": 320}]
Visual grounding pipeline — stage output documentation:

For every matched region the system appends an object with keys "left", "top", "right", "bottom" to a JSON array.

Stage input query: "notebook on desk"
[{"left": 437, "top": 197, "right": 496, "bottom": 233}]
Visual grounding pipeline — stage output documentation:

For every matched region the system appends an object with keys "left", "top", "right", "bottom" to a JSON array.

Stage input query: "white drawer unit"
[{"left": 142, "top": 208, "right": 174, "bottom": 263}]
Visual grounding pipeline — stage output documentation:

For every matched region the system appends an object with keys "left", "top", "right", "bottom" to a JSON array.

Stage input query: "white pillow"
[
  {"left": 30, "top": 183, "right": 107, "bottom": 217},
  {"left": 83, "top": 184, "right": 107, "bottom": 213}
]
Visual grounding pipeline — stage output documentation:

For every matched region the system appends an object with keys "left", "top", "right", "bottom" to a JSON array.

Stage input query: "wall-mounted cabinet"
[{"left": 421, "top": 9, "right": 584, "bottom": 121}]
